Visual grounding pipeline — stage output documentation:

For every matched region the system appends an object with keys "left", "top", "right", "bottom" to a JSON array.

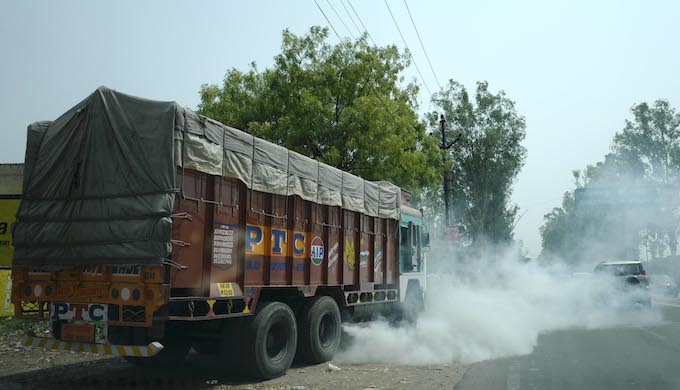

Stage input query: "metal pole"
[{"left": 440, "top": 114, "right": 450, "bottom": 227}]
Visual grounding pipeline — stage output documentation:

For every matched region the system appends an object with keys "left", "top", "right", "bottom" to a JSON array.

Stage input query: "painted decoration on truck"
[
  {"left": 51, "top": 302, "right": 107, "bottom": 322},
  {"left": 245, "top": 225, "right": 308, "bottom": 258},
  {"left": 374, "top": 241, "right": 383, "bottom": 271},
  {"left": 213, "top": 223, "right": 238, "bottom": 270},
  {"left": 359, "top": 238, "right": 369, "bottom": 268},
  {"left": 83, "top": 265, "right": 104, "bottom": 275},
  {"left": 310, "top": 236, "right": 324, "bottom": 266},
  {"left": 110, "top": 266, "right": 140, "bottom": 277},
  {"left": 328, "top": 242, "right": 339, "bottom": 269},
  {"left": 293, "top": 232, "right": 307, "bottom": 258},
  {"left": 344, "top": 238, "right": 355, "bottom": 270}
]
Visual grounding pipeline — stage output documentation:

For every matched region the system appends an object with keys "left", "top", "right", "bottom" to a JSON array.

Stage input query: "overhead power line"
[
  {"left": 313, "top": 0, "right": 415, "bottom": 132},
  {"left": 314, "top": 0, "right": 348, "bottom": 48},
  {"left": 403, "top": 0, "right": 442, "bottom": 91},
  {"left": 347, "top": 0, "right": 377, "bottom": 46},
  {"left": 383, "top": 0, "right": 433, "bottom": 98},
  {"left": 326, "top": 0, "right": 355, "bottom": 39},
  {"left": 339, "top": 0, "right": 363, "bottom": 37}
]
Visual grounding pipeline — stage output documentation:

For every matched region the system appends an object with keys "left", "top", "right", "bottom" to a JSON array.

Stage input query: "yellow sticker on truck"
[{"left": 217, "top": 283, "right": 235, "bottom": 297}]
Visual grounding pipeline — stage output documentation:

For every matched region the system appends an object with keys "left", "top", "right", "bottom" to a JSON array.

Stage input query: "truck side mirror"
[{"left": 423, "top": 231, "right": 430, "bottom": 247}]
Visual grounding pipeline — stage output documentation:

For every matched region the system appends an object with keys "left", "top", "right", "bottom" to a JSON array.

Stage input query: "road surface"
[{"left": 455, "top": 296, "right": 680, "bottom": 390}]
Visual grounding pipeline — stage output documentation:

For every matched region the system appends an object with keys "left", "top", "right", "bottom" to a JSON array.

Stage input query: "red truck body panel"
[{"left": 170, "top": 169, "right": 399, "bottom": 296}]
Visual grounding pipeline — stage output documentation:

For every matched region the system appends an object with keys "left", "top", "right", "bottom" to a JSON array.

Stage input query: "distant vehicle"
[
  {"left": 593, "top": 260, "right": 651, "bottom": 307},
  {"left": 649, "top": 274, "right": 679, "bottom": 297}
]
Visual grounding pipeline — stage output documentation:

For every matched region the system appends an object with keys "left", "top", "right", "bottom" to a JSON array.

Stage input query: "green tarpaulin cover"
[{"left": 14, "top": 87, "right": 401, "bottom": 269}]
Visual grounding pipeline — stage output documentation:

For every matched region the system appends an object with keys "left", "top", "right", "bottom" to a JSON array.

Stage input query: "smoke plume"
[{"left": 336, "top": 250, "right": 661, "bottom": 365}]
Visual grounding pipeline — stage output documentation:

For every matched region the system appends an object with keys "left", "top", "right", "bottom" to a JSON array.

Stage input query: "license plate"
[
  {"left": 51, "top": 302, "right": 108, "bottom": 322},
  {"left": 61, "top": 322, "right": 95, "bottom": 343}
]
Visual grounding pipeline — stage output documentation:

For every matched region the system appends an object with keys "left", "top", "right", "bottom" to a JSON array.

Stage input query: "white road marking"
[
  {"left": 655, "top": 301, "right": 680, "bottom": 308},
  {"left": 637, "top": 326, "right": 666, "bottom": 341},
  {"left": 507, "top": 361, "right": 520, "bottom": 390}
]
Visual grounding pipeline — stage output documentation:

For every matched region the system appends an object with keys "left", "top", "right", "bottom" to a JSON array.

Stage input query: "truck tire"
[
  {"left": 124, "top": 334, "right": 191, "bottom": 368},
  {"left": 244, "top": 302, "right": 297, "bottom": 379},
  {"left": 298, "top": 296, "right": 341, "bottom": 364}
]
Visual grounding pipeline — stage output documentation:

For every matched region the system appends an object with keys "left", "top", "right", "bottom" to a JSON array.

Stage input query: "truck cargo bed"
[{"left": 170, "top": 169, "right": 400, "bottom": 296}]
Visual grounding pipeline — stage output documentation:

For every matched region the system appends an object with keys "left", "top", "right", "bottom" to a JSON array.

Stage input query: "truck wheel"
[
  {"left": 298, "top": 296, "right": 341, "bottom": 364},
  {"left": 125, "top": 334, "right": 191, "bottom": 368},
  {"left": 244, "top": 302, "right": 297, "bottom": 379}
]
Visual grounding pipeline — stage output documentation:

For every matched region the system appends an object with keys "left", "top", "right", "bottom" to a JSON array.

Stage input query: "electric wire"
[
  {"left": 347, "top": 0, "right": 377, "bottom": 46},
  {"left": 315, "top": 0, "right": 455, "bottom": 192},
  {"left": 326, "top": 0, "right": 355, "bottom": 39},
  {"left": 383, "top": 0, "right": 433, "bottom": 98},
  {"left": 314, "top": 0, "right": 348, "bottom": 48},
  {"left": 339, "top": 0, "right": 363, "bottom": 37},
  {"left": 403, "top": 0, "right": 442, "bottom": 90},
  {"left": 312, "top": 0, "right": 411, "bottom": 129}
]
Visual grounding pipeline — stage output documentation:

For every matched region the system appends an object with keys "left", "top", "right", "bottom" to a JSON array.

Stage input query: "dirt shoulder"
[{"left": 0, "top": 319, "right": 466, "bottom": 390}]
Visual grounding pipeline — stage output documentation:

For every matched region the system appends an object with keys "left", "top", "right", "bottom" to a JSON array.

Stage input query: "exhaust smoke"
[{"left": 336, "top": 250, "right": 662, "bottom": 365}]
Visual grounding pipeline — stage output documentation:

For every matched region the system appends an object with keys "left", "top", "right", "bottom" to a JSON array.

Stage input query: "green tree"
[
  {"left": 540, "top": 191, "right": 576, "bottom": 260},
  {"left": 428, "top": 81, "right": 527, "bottom": 245},
  {"left": 540, "top": 100, "right": 680, "bottom": 261},
  {"left": 613, "top": 100, "right": 680, "bottom": 185},
  {"left": 198, "top": 26, "right": 441, "bottom": 191}
]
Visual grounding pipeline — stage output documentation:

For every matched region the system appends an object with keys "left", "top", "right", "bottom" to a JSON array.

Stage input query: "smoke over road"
[{"left": 336, "top": 254, "right": 662, "bottom": 365}]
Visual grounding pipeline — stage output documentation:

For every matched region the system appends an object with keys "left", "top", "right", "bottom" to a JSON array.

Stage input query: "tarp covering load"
[
  {"left": 15, "top": 86, "right": 401, "bottom": 268},
  {"left": 178, "top": 114, "right": 402, "bottom": 219},
  {"left": 14, "top": 87, "right": 177, "bottom": 268}
]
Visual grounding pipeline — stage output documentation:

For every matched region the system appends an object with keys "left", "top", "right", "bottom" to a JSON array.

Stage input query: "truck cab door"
[
  {"left": 410, "top": 222, "right": 419, "bottom": 272},
  {"left": 399, "top": 223, "right": 411, "bottom": 273},
  {"left": 400, "top": 221, "right": 424, "bottom": 273}
]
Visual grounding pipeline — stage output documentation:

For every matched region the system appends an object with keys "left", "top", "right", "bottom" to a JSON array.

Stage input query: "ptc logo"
[{"left": 310, "top": 236, "right": 324, "bottom": 266}]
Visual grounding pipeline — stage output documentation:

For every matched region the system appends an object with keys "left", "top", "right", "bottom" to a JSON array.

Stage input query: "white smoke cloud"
[{"left": 336, "top": 251, "right": 662, "bottom": 365}]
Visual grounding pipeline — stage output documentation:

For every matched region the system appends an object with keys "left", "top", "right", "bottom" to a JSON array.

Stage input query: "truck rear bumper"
[{"left": 21, "top": 333, "right": 164, "bottom": 357}]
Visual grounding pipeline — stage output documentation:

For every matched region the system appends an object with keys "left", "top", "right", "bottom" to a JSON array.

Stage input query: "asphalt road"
[{"left": 454, "top": 297, "right": 680, "bottom": 390}]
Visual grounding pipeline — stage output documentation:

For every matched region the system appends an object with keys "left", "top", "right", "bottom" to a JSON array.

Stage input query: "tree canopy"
[
  {"left": 427, "top": 81, "right": 527, "bottom": 245},
  {"left": 198, "top": 26, "right": 530, "bottom": 249},
  {"left": 613, "top": 100, "right": 680, "bottom": 185},
  {"left": 540, "top": 100, "right": 680, "bottom": 262},
  {"left": 198, "top": 26, "right": 441, "bottom": 191}
]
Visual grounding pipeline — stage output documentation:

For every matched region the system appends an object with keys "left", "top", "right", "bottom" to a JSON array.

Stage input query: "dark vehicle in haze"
[
  {"left": 649, "top": 274, "right": 679, "bottom": 297},
  {"left": 593, "top": 260, "right": 651, "bottom": 307}
]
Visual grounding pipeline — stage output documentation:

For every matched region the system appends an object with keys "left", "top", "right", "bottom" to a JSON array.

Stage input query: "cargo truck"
[{"left": 11, "top": 87, "right": 429, "bottom": 378}]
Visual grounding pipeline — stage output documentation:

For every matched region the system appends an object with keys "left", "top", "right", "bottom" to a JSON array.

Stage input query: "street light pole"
[{"left": 440, "top": 114, "right": 450, "bottom": 227}]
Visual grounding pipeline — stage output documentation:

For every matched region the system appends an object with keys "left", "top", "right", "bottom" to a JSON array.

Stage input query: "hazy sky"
[{"left": 2, "top": 0, "right": 679, "bottom": 257}]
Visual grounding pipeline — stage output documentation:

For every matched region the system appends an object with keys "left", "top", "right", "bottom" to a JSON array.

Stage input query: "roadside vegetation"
[
  {"left": 198, "top": 26, "right": 527, "bottom": 252},
  {"left": 541, "top": 100, "right": 680, "bottom": 263}
]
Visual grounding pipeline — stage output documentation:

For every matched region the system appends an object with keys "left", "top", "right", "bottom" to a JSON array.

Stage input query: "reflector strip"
[{"left": 21, "top": 335, "right": 164, "bottom": 357}]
